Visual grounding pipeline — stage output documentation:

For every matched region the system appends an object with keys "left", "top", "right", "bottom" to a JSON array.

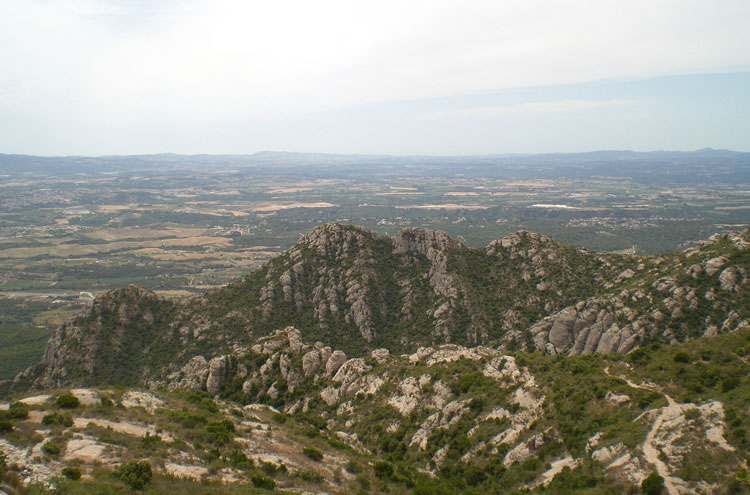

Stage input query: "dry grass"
[
  {"left": 396, "top": 203, "right": 489, "bottom": 210},
  {"left": 267, "top": 187, "right": 313, "bottom": 194},
  {"left": 0, "top": 236, "right": 232, "bottom": 259},
  {"left": 85, "top": 227, "right": 207, "bottom": 241},
  {"left": 252, "top": 202, "right": 334, "bottom": 212}
]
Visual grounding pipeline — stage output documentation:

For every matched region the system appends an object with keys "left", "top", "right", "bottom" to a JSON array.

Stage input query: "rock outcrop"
[
  {"left": 16, "top": 225, "right": 750, "bottom": 392},
  {"left": 528, "top": 300, "right": 641, "bottom": 355}
]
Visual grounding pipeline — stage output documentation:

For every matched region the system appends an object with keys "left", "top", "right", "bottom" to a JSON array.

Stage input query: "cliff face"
[
  {"left": 16, "top": 224, "right": 750, "bottom": 391},
  {"left": 17, "top": 285, "right": 178, "bottom": 389}
]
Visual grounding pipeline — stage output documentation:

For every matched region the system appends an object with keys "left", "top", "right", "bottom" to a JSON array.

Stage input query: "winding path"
[{"left": 604, "top": 367, "right": 681, "bottom": 495}]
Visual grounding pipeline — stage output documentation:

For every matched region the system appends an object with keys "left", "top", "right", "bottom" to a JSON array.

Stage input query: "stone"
[
  {"left": 70, "top": 388, "right": 100, "bottom": 406},
  {"left": 371, "top": 348, "right": 390, "bottom": 364},
  {"left": 319, "top": 346, "right": 332, "bottom": 367},
  {"left": 326, "top": 350, "right": 347, "bottom": 375},
  {"left": 206, "top": 355, "right": 230, "bottom": 395},
  {"left": 719, "top": 267, "right": 741, "bottom": 291},
  {"left": 547, "top": 307, "right": 578, "bottom": 350},
  {"left": 121, "top": 391, "right": 164, "bottom": 413},
  {"left": 302, "top": 350, "right": 322, "bottom": 377},
  {"left": 605, "top": 391, "right": 630, "bottom": 406},
  {"left": 705, "top": 256, "right": 727, "bottom": 276},
  {"left": 174, "top": 356, "right": 209, "bottom": 391},
  {"left": 284, "top": 326, "right": 305, "bottom": 354}
]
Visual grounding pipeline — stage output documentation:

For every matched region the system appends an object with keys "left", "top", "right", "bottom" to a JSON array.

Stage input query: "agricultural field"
[
  {"left": 2, "top": 165, "right": 749, "bottom": 299},
  {"left": 0, "top": 151, "right": 748, "bottom": 379}
]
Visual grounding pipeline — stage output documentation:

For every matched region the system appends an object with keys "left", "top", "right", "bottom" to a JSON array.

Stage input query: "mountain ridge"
[{"left": 13, "top": 223, "right": 749, "bottom": 393}]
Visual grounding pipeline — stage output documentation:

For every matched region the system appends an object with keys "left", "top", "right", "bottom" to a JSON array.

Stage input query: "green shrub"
[
  {"left": 642, "top": 471, "right": 665, "bottom": 494},
  {"left": 61, "top": 466, "right": 81, "bottom": 480},
  {"left": 42, "top": 441, "right": 61, "bottom": 456},
  {"left": 205, "top": 420, "right": 235, "bottom": 445},
  {"left": 673, "top": 352, "right": 692, "bottom": 364},
  {"left": 296, "top": 470, "right": 324, "bottom": 482},
  {"left": 0, "top": 420, "right": 12, "bottom": 433},
  {"left": 345, "top": 459, "right": 362, "bottom": 474},
  {"left": 722, "top": 377, "right": 741, "bottom": 393},
  {"left": 228, "top": 449, "right": 254, "bottom": 470},
  {"left": 0, "top": 403, "right": 29, "bottom": 420},
  {"left": 250, "top": 473, "right": 276, "bottom": 489},
  {"left": 374, "top": 461, "right": 394, "bottom": 479},
  {"left": 356, "top": 475, "right": 371, "bottom": 490},
  {"left": 302, "top": 446, "right": 323, "bottom": 461},
  {"left": 684, "top": 408, "right": 701, "bottom": 421},
  {"left": 140, "top": 433, "right": 163, "bottom": 449},
  {"left": 261, "top": 461, "right": 280, "bottom": 475},
  {"left": 56, "top": 394, "right": 80, "bottom": 409},
  {"left": 115, "top": 460, "right": 153, "bottom": 490},
  {"left": 42, "top": 412, "right": 73, "bottom": 427}
]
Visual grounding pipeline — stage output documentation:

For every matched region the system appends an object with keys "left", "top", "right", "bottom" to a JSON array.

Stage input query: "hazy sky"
[{"left": 1, "top": 0, "right": 749, "bottom": 155}]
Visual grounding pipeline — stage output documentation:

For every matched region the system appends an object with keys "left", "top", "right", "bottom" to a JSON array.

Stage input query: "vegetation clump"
[
  {"left": 56, "top": 394, "right": 81, "bottom": 409},
  {"left": 42, "top": 412, "right": 73, "bottom": 427},
  {"left": 42, "top": 441, "right": 61, "bottom": 456},
  {"left": 250, "top": 473, "right": 276, "bottom": 489},
  {"left": 641, "top": 471, "right": 665, "bottom": 494},
  {"left": 62, "top": 466, "right": 82, "bottom": 480},
  {"left": 115, "top": 460, "right": 153, "bottom": 490},
  {"left": 302, "top": 446, "right": 323, "bottom": 461}
]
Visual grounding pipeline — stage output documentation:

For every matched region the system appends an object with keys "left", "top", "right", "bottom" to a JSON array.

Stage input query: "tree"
[
  {"left": 115, "top": 460, "right": 153, "bottom": 490},
  {"left": 642, "top": 471, "right": 665, "bottom": 495}
]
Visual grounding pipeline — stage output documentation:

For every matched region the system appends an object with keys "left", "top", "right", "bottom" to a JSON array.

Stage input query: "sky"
[{"left": 0, "top": 0, "right": 749, "bottom": 156}]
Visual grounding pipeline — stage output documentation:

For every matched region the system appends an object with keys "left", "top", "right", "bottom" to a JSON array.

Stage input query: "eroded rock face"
[
  {"left": 705, "top": 256, "right": 727, "bottom": 276},
  {"left": 719, "top": 266, "right": 744, "bottom": 291},
  {"left": 326, "top": 350, "right": 347, "bottom": 375},
  {"left": 371, "top": 348, "right": 389, "bottom": 364},
  {"left": 529, "top": 300, "right": 641, "bottom": 356},
  {"left": 172, "top": 356, "right": 209, "bottom": 391},
  {"left": 302, "top": 350, "right": 322, "bottom": 377},
  {"left": 206, "top": 355, "right": 231, "bottom": 396}
]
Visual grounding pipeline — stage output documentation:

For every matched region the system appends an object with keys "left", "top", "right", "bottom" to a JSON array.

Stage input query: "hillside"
[
  {"left": 2, "top": 224, "right": 750, "bottom": 494},
  {"left": 2, "top": 327, "right": 749, "bottom": 494},
  {"left": 12, "top": 223, "right": 749, "bottom": 392}
]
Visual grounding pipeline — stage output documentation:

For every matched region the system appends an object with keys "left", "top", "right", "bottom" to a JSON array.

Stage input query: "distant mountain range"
[{"left": 2, "top": 149, "right": 750, "bottom": 183}]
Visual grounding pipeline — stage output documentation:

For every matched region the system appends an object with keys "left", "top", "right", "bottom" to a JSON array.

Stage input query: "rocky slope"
[
  {"left": 13, "top": 224, "right": 750, "bottom": 392},
  {"left": 3, "top": 326, "right": 749, "bottom": 494}
]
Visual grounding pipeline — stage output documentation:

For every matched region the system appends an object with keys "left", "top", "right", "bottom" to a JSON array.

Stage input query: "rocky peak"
[
  {"left": 296, "top": 223, "right": 377, "bottom": 258},
  {"left": 16, "top": 224, "right": 750, "bottom": 393},
  {"left": 392, "top": 227, "right": 463, "bottom": 256}
]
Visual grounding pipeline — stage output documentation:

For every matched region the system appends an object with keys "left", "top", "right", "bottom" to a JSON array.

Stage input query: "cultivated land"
[{"left": 0, "top": 150, "right": 748, "bottom": 378}]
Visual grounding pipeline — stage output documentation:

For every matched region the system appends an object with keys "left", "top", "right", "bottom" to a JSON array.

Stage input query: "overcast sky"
[{"left": 1, "top": 0, "right": 749, "bottom": 156}]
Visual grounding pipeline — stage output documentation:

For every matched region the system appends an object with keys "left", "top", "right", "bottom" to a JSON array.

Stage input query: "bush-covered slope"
[
  {"left": 4, "top": 326, "right": 749, "bottom": 495},
  {"left": 14, "top": 224, "right": 749, "bottom": 392}
]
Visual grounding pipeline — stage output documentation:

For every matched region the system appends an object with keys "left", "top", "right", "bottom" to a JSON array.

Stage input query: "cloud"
[
  {"left": 0, "top": 0, "right": 749, "bottom": 153},
  {"left": 424, "top": 99, "right": 638, "bottom": 119}
]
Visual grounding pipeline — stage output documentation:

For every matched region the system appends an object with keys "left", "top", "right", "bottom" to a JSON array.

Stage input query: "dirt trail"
[{"left": 604, "top": 367, "right": 681, "bottom": 495}]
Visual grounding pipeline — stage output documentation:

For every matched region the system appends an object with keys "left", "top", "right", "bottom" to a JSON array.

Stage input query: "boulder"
[
  {"left": 326, "top": 350, "right": 347, "bottom": 375},
  {"left": 371, "top": 348, "right": 390, "bottom": 364},
  {"left": 206, "top": 355, "right": 230, "bottom": 395},
  {"left": 175, "top": 356, "right": 209, "bottom": 391},
  {"left": 719, "top": 267, "right": 742, "bottom": 291},
  {"left": 302, "top": 350, "right": 322, "bottom": 377},
  {"left": 285, "top": 326, "right": 305, "bottom": 354},
  {"left": 705, "top": 256, "right": 727, "bottom": 276},
  {"left": 319, "top": 346, "right": 332, "bottom": 367}
]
